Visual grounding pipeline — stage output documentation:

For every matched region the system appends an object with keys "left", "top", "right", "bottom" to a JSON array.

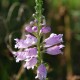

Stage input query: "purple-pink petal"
[
  {"left": 14, "top": 39, "right": 28, "bottom": 48},
  {"left": 35, "top": 64, "right": 47, "bottom": 80},
  {"left": 12, "top": 51, "right": 27, "bottom": 62},
  {"left": 14, "top": 34, "right": 37, "bottom": 49},
  {"left": 44, "top": 33, "right": 63, "bottom": 47},
  {"left": 32, "top": 26, "right": 38, "bottom": 32},
  {"left": 25, "top": 26, "right": 33, "bottom": 33},
  {"left": 24, "top": 47, "right": 37, "bottom": 58},
  {"left": 12, "top": 47, "right": 37, "bottom": 62},
  {"left": 46, "top": 44, "right": 64, "bottom": 55},
  {"left": 25, "top": 34, "right": 37, "bottom": 45},
  {"left": 24, "top": 57, "right": 37, "bottom": 69},
  {"left": 40, "top": 26, "right": 51, "bottom": 34}
]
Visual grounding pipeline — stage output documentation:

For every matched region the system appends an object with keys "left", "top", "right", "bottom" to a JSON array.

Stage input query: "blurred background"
[{"left": 0, "top": 0, "right": 80, "bottom": 80}]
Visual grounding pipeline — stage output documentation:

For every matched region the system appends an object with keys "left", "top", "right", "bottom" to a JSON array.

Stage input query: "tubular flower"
[
  {"left": 35, "top": 64, "right": 47, "bottom": 80},
  {"left": 40, "top": 26, "right": 51, "bottom": 34},
  {"left": 13, "top": 18, "right": 64, "bottom": 80},
  {"left": 14, "top": 34, "right": 37, "bottom": 49},
  {"left": 13, "top": 51, "right": 28, "bottom": 62},
  {"left": 14, "top": 39, "right": 28, "bottom": 49},
  {"left": 32, "top": 26, "right": 38, "bottom": 32},
  {"left": 24, "top": 47, "right": 37, "bottom": 58},
  {"left": 25, "top": 34, "right": 37, "bottom": 45},
  {"left": 44, "top": 33, "right": 63, "bottom": 47},
  {"left": 46, "top": 44, "right": 64, "bottom": 55},
  {"left": 25, "top": 26, "right": 33, "bottom": 33},
  {"left": 24, "top": 57, "right": 37, "bottom": 69},
  {"left": 12, "top": 0, "right": 64, "bottom": 79},
  {"left": 12, "top": 47, "right": 37, "bottom": 62}
]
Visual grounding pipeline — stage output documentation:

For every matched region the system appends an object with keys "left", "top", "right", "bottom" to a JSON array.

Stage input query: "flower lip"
[
  {"left": 25, "top": 34, "right": 37, "bottom": 45},
  {"left": 14, "top": 39, "right": 28, "bottom": 48},
  {"left": 46, "top": 44, "right": 64, "bottom": 55},
  {"left": 12, "top": 51, "right": 27, "bottom": 62},
  {"left": 24, "top": 47, "right": 37, "bottom": 58},
  {"left": 44, "top": 33, "right": 63, "bottom": 47},
  {"left": 24, "top": 57, "right": 37, "bottom": 69},
  {"left": 12, "top": 47, "right": 38, "bottom": 62}
]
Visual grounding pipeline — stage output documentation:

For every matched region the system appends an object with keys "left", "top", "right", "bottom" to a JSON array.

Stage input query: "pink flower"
[
  {"left": 25, "top": 34, "right": 37, "bottom": 45},
  {"left": 32, "top": 26, "right": 38, "bottom": 32},
  {"left": 46, "top": 44, "right": 64, "bottom": 55},
  {"left": 13, "top": 51, "right": 27, "bottom": 62},
  {"left": 44, "top": 33, "right": 63, "bottom": 47},
  {"left": 25, "top": 26, "right": 33, "bottom": 33},
  {"left": 12, "top": 47, "right": 37, "bottom": 62},
  {"left": 14, "top": 39, "right": 28, "bottom": 48},
  {"left": 13, "top": 18, "right": 64, "bottom": 80},
  {"left": 40, "top": 26, "right": 51, "bottom": 34},
  {"left": 24, "top": 57, "right": 37, "bottom": 69},
  {"left": 24, "top": 47, "right": 37, "bottom": 58},
  {"left": 14, "top": 34, "right": 37, "bottom": 49},
  {"left": 35, "top": 64, "right": 47, "bottom": 80}
]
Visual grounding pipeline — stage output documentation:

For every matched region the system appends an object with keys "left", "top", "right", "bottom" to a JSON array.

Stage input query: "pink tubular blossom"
[
  {"left": 24, "top": 47, "right": 37, "bottom": 58},
  {"left": 14, "top": 39, "right": 28, "bottom": 49},
  {"left": 25, "top": 26, "right": 33, "bottom": 33},
  {"left": 25, "top": 34, "right": 37, "bottom": 45},
  {"left": 12, "top": 47, "right": 37, "bottom": 62},
  {"left": 35, "top": 64, "right": 47, "bottom": 80},
  {"left": 24, "top": 57, "right": 37, "bottom": 69},
  {"left": 46, "top": 44, "right": 64, "bottom": 55},
  {"left": 14, "top": 34, "right": 37, "bottom": 49},
  {"left": 12, "top": 51, "right": 27, "bottom": 62},
  {"left": 44, "top": 33, "right": 63, "bottom": 47},
  {"left": 32, "top": 26, "right": 38, "bottom": 32},
  {"left": 40, "top": 26, "right": 51, "bottom": 34}
]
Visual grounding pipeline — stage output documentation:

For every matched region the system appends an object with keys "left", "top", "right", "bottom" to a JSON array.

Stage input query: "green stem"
[{"left": 35, "top": 0, "right": 43, "bottom": 64}]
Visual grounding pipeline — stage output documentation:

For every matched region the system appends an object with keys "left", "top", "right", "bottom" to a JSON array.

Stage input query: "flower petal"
[
  {"left": 25, "top": 26, "right": 33, "bottom": 33},
  {"left": 25, "top": 34, "right": 37, "bottom": 45},
  {"left": 44, "top": 33, "right": 63, "bottom": 47},
  {"left": 35, "top": 64, "right": 47, "bottom": 80},
  {"left": 40, "top": 26, "right": 51, "bottom": 34},
  {"left": 12, "top": 47, "right": 37, "bottom": 62},
  {"left": 14, "top": 34, "right": 37, "bottom": 49},
  {"left": 24, "top": 57, "right": 37, "bottom": 69},
  {"left": 46, "top": 44, "right": 64, "bottom": 55},
  {"left": 32, "top": 26, "right": 38, "bottom": 32},
  {"left": 24, "top": 47, "right": 37, "bottom": 58},
  {"left": 14, "top": 39, "right": 28, "bottom": 48}
]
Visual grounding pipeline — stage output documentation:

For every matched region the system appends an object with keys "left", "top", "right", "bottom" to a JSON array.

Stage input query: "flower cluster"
[{"left": 13, "top": 19, "right": 64, "bottom": 80}]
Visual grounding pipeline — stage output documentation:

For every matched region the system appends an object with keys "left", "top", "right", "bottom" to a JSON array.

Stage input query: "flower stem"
[{"left": 35, "top": 0, "right": 43, "bottom": 64}]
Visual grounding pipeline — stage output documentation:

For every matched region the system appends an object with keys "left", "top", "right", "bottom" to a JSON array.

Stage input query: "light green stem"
[
  {"left": 35, "top": 0, "right": 43, "bottom": 64},
  {"left": 35, "top": 1, "right": 46, "bottom": 80}
]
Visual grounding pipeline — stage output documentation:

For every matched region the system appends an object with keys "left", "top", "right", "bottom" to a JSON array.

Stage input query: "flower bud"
[
  {"left": 32, "top": 26, "right": 38, "bottom": 32},
  {"left": 35, "top": 64, "right": 47, "bottom": 80},
  {"left": 40, "top": 27, "right": 51, "bottom": 34},
  {"left": 25, "top": 26, "right": 33, "bottom": 33}
]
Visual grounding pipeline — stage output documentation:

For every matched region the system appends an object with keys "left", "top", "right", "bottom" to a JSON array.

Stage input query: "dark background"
[{"left": 0, "top": 0, "right": 80, "bottom": 80}]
